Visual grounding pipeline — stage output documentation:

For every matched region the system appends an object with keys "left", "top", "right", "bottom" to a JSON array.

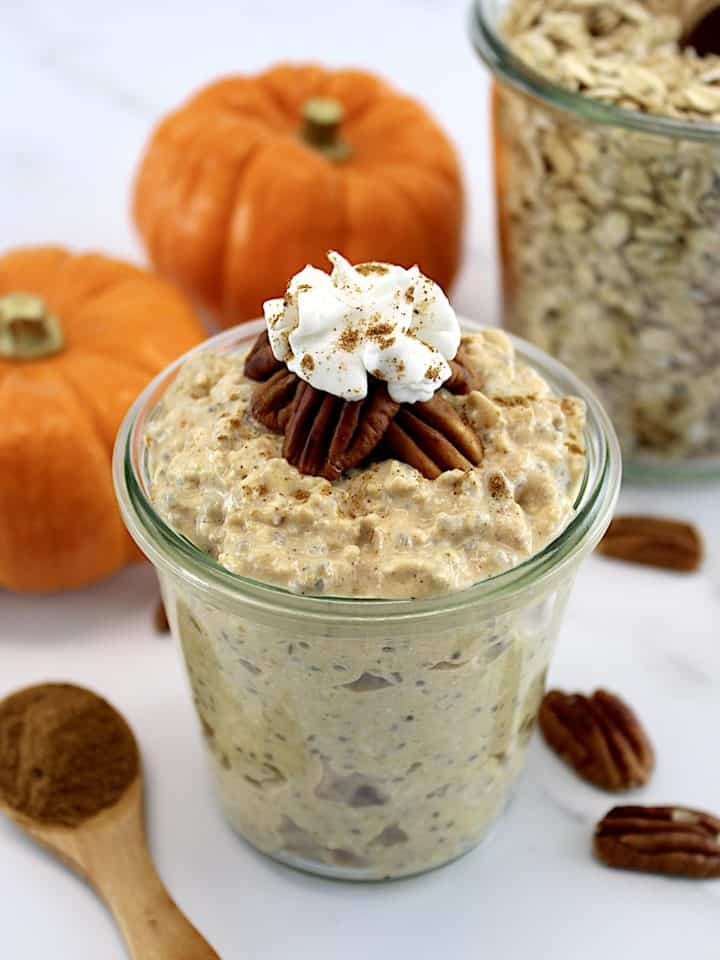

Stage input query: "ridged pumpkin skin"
[
  {"left": 0, "top": 247, "right": 205, "bottom": 592},
  {"left": 133, "top": 63, "right": 464, "bottom": 326}
]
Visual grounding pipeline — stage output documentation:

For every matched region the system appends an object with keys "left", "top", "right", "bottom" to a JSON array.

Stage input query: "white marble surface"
[{"left": 1, "top": 1, "right": 719, "bottom": 957}]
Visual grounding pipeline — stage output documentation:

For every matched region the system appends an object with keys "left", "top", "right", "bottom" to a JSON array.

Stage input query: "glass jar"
[
  {"left": 472, "top": 0, "right": 720, "bottom": 479},
  {"left": 113, "top": 320, "right": 620, "bottom": 880}
]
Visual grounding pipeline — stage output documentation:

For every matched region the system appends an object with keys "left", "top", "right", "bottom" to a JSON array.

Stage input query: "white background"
[{"left": 2, "top": 1, "right": 719, "bottom": 957}]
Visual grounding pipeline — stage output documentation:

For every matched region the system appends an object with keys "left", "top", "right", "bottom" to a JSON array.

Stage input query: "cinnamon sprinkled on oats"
[
  {"left": 488, "top": 474, "right": 509, "bottom": 498},
  {"left": 493, "top": 396, "right": 537, "bottom": 408}
]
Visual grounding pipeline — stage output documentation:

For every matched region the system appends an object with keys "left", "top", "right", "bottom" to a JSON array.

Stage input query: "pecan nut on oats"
[
  {"left": 244, "top": 330, "right": 483, "bottom": 481},
  {"left": 594, "top": 806, "right": 720, "bottom": 879},
  {"left": 539, "top": 689, "right": 654, "bottom": 791}
]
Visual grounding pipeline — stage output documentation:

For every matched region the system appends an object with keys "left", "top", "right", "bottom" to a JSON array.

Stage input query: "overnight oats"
[{"left": 115, "top": 253, "right": 620, "bottom": 879}]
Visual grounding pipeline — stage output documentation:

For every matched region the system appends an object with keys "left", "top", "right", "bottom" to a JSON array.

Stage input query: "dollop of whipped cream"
[{"left": 263, "top": 252, "right": 461, "bottom": 404}]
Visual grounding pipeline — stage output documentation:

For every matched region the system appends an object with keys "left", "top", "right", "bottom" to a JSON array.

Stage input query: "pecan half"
[
  {"left": 445, "top": 344, "right": 483, "bottom": 395},
  {"left": 275, "top": 381, "right": 401, "bottom": 482},
  {"left": 250, "top": 368, "right": 299, "bottom": 433},
  {"left": 594, "top": 806, "right": 720, "bottom": 878},
  {"left": 414, "top": 394, "right": 484, "bottom": 464},
  {"left": 284, "top": 384, "right": 342, "bottom": 478},
  {"left": 385, "top": 397, "right": 483, "bottom": 479},
  {"left": 539, "top": 689, "right": 654, "bottom": 791},
  {"left": 334, "top": 384, "right": 401, "bottom": 473},
  {"left": 244, "top": 329, "right": 283, "bottom": 381},
  {"left": 597, "top": 515, "right": 703, "bottom": 572}
]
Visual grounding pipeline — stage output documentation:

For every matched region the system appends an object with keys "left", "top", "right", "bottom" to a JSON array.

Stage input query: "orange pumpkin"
[
  {"left": 133, "top": 63, "right": 464, "bottom": 326},
  {"left": 0, "top": 247, "right": 205, "bottom": 592}
]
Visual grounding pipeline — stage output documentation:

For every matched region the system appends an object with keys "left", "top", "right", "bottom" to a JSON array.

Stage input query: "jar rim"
[
  {"left": 470, "top": 0, "right": 720, "bottom": 144},
  {"left": 112, "top": 319, "right": 621, "bottom": 625}
]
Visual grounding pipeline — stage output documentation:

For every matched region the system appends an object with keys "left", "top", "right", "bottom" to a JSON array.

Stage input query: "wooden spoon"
[{"left": 0, "top": 685, "right": 219, "bottom": 960}]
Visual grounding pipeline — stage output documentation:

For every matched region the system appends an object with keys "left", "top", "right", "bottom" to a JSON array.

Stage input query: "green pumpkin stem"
[
  {"left": 301, "top": 97, "right": 352, "bottom": 162},
  {"left": 0, "top": 293, "right": 64, "bottom": 360}
]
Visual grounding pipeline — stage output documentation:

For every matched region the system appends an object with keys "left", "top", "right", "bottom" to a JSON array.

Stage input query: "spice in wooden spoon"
[{"left": 0, "top": 683, "right": 219, "bottom": 960}]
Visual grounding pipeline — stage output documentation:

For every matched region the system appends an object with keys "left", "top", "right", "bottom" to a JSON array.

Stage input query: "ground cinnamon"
[{"left": 0, "top": 683, "right": 139, "bottom": 827}]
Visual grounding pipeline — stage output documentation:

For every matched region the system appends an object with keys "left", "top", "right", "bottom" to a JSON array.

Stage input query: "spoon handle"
[
  {"left": 77, "top": 791, "right": 219, "bottom": 959},
  {"left": 96, "top": 848, "right": 219, "bottom": 959}
]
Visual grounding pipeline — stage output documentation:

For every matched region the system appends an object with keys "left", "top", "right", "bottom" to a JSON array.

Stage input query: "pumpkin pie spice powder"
[{"left": 0, "top": 684, "right": 139, "bottom": 827}]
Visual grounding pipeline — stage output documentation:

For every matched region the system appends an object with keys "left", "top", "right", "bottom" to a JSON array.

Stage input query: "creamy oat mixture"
[
  {"left": 495, "top": 0, "right": 720, "bottom": 464},
  {"left": 146, "top": 329, "right": 585, "bottom": 598}
]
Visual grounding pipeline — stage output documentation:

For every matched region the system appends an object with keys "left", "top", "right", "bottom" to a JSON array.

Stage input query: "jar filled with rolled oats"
[{"left": 472, "top": 0, "right": 720, "bottom": 477}]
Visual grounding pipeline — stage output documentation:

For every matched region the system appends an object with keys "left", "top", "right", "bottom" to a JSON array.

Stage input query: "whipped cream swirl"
[{"left": 263, "top": 252, "right": 461, "bottom": 404}]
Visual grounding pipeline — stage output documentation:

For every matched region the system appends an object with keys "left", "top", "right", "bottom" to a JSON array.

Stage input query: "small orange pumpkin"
[
  {"left": 0, "top": 247, "right": 205, "bottom": 592},
  {"left": 133, "top": 63, "right": 464, "bottom": 326}
]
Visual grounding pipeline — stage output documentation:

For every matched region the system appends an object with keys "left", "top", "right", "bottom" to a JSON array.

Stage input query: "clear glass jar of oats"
[
  {"left": 472, "top": 0, "right": 720, "bottom": 478},
  {"left": 114, "top": 320, "right": 619, "bottom": 881}
]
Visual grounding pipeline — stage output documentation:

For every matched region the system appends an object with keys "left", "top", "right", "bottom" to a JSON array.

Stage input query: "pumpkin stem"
[
  {"left": 301, "top": 98, "right": 352, "bottom": 162},
  {"left": 0, "top": 293, "right": 64, "bottom": 360}
]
